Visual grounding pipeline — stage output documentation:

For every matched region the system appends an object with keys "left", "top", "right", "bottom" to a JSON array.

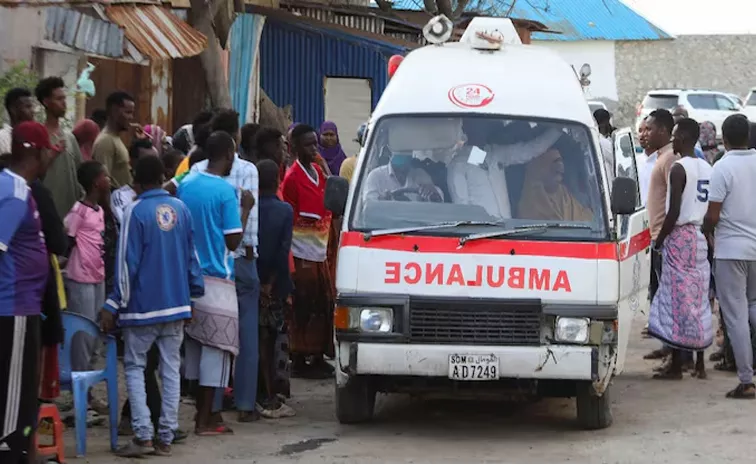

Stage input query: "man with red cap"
[{"left": 0, "top": 121, "right": 54, "bottom": 463}]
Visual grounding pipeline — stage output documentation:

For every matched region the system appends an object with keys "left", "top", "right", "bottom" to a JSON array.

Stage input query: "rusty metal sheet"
[
  {"left": 150, "top": 59, "right": 172, "bottom": 131},
  {"left": 0, "top": 0, "right": 159, "bottom": 4},
  {"left": 105, "top": 5, "right": 207, "bottom": 59},
  {"left": 45, "top": 6, "right": 124, "bottom": 57}
]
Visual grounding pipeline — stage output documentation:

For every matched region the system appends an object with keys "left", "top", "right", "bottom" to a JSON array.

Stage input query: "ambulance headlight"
[
  {"left": 555, "top": 317, "right": 590, "bottom": 344},
  {"left": 358, "top": 308, "right": 393, "bottom": 333}
]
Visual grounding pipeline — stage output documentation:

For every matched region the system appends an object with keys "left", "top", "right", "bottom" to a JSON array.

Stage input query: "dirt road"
[{"left": 69, "top": 316, "right": 753, "bottom": 463}]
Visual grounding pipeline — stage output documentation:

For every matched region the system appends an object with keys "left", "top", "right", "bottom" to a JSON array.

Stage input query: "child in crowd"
[
  {"left": 64, "top": 160, "right": 109, "bottom": 414},
  {"left": 161, "top": 148, "right": 185, "bottom": 180},
  {"left": 255, "top": 159, "right": 295, "bottom": 418}
]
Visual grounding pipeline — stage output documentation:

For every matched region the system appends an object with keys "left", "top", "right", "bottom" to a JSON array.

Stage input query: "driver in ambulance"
[{"left": 363, "top": 151, "right": 444, "bottom": 203}]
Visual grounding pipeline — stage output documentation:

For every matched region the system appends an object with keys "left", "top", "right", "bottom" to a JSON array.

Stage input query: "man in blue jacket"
[{"left": 100, "top": 156, "right": 204, "bottom": 457}]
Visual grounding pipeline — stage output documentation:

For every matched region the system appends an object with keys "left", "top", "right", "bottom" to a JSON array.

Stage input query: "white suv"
[{"left": 635, "top": 89, "right": 742, "bottom": 139}]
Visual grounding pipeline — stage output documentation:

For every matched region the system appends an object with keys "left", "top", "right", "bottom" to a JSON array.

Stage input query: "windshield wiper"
[
  {"left": 458, "top": 223, "right": 594, "bottom": 246},
  {"left": 364, "top": 220, "right": 504, "bottom": 240}
]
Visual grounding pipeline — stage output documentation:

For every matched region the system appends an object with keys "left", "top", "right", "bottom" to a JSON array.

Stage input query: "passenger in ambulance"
[
  {"left": 446, "top": 119, "right": 564, "bottom": 219},
  {"left": 363, "top": 151, "right": 444, "bottom": 203},
  {"left": 517, "top": 148, "right": 592, "bottom": 222}
]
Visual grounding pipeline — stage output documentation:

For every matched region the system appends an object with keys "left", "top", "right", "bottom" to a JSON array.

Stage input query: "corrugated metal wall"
[
  {"left": 229, "top": 14, "right": 265, "bottom": 125},
  {"left": 259, "top": 18, "right": 406, "bottom": 127}
]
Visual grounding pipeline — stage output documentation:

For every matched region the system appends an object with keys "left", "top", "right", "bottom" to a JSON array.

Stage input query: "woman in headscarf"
[
  {"left": 698, "top": 121, "right": 720, "bottom": 165},
  {"left": 517, "top": 149, "right": 593, "bottom": 222},
  {"left": 143, "top": 124, "right": 168, "bottom": 156},
  {"left": 72, "top": 119, "right": 101, "bottom": 161},
  {"left": 318, "top": 121, "right": 347, "bottom": 175}
]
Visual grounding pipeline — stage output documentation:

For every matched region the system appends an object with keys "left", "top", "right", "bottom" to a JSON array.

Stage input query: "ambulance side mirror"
[
  {"left": 611, "top": 177, "right": 637, "bottom": 215},
  {"left": 325, "top": 176, "right": 349, "bottom": 217}
]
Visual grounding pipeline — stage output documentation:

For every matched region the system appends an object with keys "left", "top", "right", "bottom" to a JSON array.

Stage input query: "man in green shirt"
[
  {"left": 36, "top": 77, "right": 83, "bottom": 218},
  {"left": 92, "top": 92, "right": 135, "bottom": 189}
]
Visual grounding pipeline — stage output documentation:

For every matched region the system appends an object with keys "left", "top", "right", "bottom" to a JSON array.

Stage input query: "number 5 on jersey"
[{"left": 697, "top": 179, "right": 710, "bottom": 202}]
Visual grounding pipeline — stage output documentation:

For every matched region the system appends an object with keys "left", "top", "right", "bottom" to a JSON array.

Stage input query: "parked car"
[
  {"left": 726, "top": 93, "right": 744, "bottom": 109},
  {"left": 741, "top": 88, "right": 756, "bottom": 121},
  {"left": 635, "top": 89, "right": 742, "bottom": 138}
]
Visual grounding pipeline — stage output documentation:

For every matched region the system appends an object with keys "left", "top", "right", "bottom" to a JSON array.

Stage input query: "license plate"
[{"left": 448, "top": 354, "right": 499, "bottom": 381}]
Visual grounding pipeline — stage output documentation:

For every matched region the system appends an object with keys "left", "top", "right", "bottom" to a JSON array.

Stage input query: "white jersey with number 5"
[{"left": 666, "top": 156, "right": 713, "bottom": 226}]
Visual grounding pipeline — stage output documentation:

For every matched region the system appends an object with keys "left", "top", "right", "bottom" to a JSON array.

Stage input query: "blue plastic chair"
[{"left": 59, "top": 311, "right": 119, "bottom": 457}]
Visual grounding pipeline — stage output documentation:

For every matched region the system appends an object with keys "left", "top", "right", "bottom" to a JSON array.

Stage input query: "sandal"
[
  {"left": 195, "top": 424, "right": 234, "bottom": 436},
  {"left": 643, "top": 348, "right": 670, "bottom": 360},
  {"left": 714, "top": 360, "right": 736, "bottom": 372},
  {"left": 709, "top": 350, "right": 725, "bottom": 362},
  {"left": 653, "top": 366, "right": 683, "bottom": 380},
  {"left": 726, "top": 383, "right": 756, "bottom": 399}
]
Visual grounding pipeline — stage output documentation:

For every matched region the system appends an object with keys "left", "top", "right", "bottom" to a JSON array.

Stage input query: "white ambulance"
[{"left": 324, "top": 16, "right": 650, "bottom": 429}]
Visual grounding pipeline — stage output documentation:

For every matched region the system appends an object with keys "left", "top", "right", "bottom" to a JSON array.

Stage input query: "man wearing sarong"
[
  {"left": 189, "top": 110, "right": 260, "bottom": 423},
  {"left": 648, "top": 118, "right": 713, "bottom": 380},
  {"left": 281, "top": 124, "right": 335, "bottom": 379},
  {"left": 642, "top": 109, "right": 693, "bottom": 371},
  {"left": 178, "top": 131, "right": 255, "bottom": 434},
  {"left": 705, "top": 114, "right": 756, "bottom": 399}
]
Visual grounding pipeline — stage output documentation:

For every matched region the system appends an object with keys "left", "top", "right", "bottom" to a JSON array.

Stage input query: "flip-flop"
[
  {"left": 643, "top": 348, "right": 670, "bottom": 360},
  {"left": 714, "top": 361, "right": 737, "bottom": 372},
  {"left": 709, "top": 351, "right": 725, "bottom": 362},
  {"left": 195, "top": 424, "right": 234, "bottom": 436},
  {"left": 652, "top": 370, "right": 683, "bottom": 380}
]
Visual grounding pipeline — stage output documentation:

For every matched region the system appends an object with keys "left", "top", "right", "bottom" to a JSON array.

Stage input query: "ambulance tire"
[
  {"left": 576, "top": 382, "right": 613, "bottom": 430},
  {"left": 336, "top": 376, "right": 376, "bottom": 424}
]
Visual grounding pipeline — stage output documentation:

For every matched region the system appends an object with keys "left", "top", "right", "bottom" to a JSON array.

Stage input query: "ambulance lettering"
[{"left": 384, "top": 262, "right": 572, "bottom": 292}]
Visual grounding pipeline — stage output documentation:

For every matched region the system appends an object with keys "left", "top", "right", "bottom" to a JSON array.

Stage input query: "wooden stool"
[{"left": 36, "top": 403, "right": 65, "bottom": 463}]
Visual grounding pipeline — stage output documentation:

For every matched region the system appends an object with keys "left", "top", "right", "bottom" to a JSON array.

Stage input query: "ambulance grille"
[{"left": 409, "top": 302, "right": 542, "bottom": 346}]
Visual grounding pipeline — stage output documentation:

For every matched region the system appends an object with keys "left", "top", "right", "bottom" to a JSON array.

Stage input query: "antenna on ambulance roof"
[{"left": 423, "top": 15, "right": 453, "bottom": 45}]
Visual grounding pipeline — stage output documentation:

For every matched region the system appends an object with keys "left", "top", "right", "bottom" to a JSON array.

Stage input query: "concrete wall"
[
  {"left": 615, "top": 35, "right": 756, "bottom": 126},
  {"left": 0, "top": 6, "right": 46, "bottom": 72},
  {"left": 534, "top": 41, "right": 618, "bottom": 102}
]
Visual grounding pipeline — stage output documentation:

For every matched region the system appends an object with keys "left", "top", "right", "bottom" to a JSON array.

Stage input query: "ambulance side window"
[{"left": 613, "top": 130, "right": 641, "bottom": 209}]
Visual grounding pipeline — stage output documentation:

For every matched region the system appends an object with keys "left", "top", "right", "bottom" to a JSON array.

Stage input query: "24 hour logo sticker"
[{"left": 448, "top": 84, "right": 495, "bottom": 108}]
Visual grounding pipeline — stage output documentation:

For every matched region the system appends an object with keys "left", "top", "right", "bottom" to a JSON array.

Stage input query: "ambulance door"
[{"left": 613, "top": 128, "right": 651, "bottom": 374}]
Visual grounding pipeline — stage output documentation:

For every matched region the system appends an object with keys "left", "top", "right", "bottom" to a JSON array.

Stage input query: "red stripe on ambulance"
[{"left": 341, "top": 230, "right": 650, "bottom": 261}]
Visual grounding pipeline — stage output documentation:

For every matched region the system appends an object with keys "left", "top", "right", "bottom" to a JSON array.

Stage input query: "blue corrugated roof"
[{"left": 384, "top": 0, "right": 671, "bottom": 41}]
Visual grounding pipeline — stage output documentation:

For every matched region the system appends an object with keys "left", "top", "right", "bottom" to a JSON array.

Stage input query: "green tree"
[{"left": 0, "top": 62, "right": 38, "bottom": 125}]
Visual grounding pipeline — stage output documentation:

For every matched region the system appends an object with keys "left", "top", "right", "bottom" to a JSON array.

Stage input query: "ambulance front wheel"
[
  {"left": 576, "top": 382, "right": 613, "bottom": 430},
  {"left": 336, "top": 376, "right": 376, "bottom": 424}
]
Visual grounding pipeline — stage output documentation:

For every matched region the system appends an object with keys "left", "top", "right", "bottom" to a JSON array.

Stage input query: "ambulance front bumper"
[{"left": 338, "top": 342, "right": 597, "bottom": 380}]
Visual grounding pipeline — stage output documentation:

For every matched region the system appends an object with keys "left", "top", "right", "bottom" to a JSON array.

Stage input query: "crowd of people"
[
  {"left": 620, "top": 106, "right": 756, "bottom": 399},
  {"left": 0, "top": 75, "right": 361, "bottom": 462},
  {"left": 4, "top": 72, "right": 756, "bottom": 462}
]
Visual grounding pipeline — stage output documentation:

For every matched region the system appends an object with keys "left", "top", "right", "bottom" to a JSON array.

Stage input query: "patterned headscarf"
[
  {"left": 144, "top": 124, "right": 167, "bottom": 156},
  {"left": 699, "top": 121, "right": 719, "bottom": 164}
]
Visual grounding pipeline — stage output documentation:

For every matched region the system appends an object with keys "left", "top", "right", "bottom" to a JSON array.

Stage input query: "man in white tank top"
[{"left": 647, "top": 118, "right": 713, "bottom": 380}]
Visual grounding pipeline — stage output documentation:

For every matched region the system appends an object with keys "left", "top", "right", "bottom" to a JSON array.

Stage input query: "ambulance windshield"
[{"left": 350, "top": 115, "right": 607, "bottom": 239}]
